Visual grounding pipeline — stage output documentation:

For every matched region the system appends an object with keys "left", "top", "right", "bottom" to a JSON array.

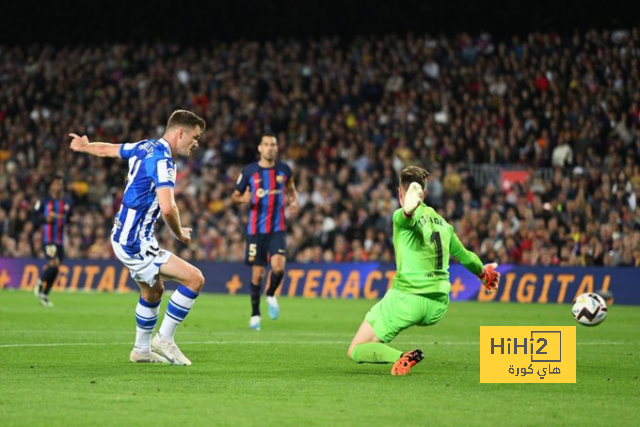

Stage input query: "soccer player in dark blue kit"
[
  {"left": 33, "top": 174, "right": 72, "bottom": 307},
  {"left": 232, "top": 133, "right": 299, "bottom": 330}
]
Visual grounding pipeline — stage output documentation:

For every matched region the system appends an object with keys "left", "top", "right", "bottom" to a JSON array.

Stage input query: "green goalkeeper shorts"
[{"left": 365, "top": 288, "right": 449, "bottom": 343}]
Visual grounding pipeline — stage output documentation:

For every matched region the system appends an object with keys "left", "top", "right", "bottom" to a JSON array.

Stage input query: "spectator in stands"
[{"left": 1, "top": 28, "right": 639, "bottom": 268}]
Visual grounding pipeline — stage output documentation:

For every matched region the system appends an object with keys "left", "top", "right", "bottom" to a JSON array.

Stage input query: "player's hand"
[
  {"left": 288, "top": 200, "right": 299, "bottom": 216},
  {"left": 479, "top": 262, "right": 500, "bottom": 294},
  {"left": 402, "top": 182, "right": 423, "bottom": 216},
  {"left": 241, "top": 191, "right": 252, "bottom": 204},
  {"left": 178, "top": 227, "right": 192, "bottom": 245},
  {"left": 69, "top": 133, "right": 89, "bottom": 152}
]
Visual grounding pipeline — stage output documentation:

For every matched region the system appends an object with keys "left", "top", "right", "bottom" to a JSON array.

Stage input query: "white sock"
[
  {"left": 134, "top": 297, "right": 160, "bottom": 352},
  {"left": 158, "top": 286, "right": 199, "bottom": 342}
]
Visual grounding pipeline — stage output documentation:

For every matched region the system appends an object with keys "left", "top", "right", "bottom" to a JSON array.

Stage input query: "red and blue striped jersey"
[
  {"left": 36, "top": 196, "right": 72, "bottom": 245},
  {"left": 236, "top": 161, "right": 292, "bottom": 236}
]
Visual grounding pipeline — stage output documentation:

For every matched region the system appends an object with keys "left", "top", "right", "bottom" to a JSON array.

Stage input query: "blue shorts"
[{"left": 245, "top": 232, "right": 286, "bottom": 266}]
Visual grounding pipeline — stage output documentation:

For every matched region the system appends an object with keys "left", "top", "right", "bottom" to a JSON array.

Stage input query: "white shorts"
[{"left": 111, "top": 239, "right": 173, "bottom": 285}]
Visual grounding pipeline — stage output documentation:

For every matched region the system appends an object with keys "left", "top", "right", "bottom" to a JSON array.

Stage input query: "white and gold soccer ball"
[{"left": 572, "top": 293, "right": 608, "bottom": 327}]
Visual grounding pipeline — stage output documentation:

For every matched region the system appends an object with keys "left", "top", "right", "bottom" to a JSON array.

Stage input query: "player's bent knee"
[
  {"left": 197, "top": 270, "right": 205, "bottom": 288},
  {"left": 187, "top": 268, "right": 205, "bottom": 293}
]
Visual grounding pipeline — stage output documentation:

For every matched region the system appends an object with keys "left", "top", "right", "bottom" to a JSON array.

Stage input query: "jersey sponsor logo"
[
  {"left": 256, "top": 189, "right": 281, "bottom": 198},
  {"left": 167, "top": 168, "right": 175, "bottom": 180},
  {"left": 253, "top": 178, "right": 262, "bottom": 183}
]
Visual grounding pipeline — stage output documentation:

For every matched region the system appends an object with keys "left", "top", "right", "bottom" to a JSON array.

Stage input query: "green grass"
[{"left": 0, "top": 291, "right": 639, "bottom": 426}]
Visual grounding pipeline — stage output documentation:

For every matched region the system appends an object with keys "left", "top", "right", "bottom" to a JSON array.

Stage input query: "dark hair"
[
  {"left": 166, "top": 109, "right": 206, "bottom": 131},
  {"left": 399, "top": 166, "right": 429, "bottom": 189},
  {"left": 48, "top": 173, "right": 64, "bottom": 190},
  {"left": 260, "top": 132, "right": 277, "bottom": 143}
]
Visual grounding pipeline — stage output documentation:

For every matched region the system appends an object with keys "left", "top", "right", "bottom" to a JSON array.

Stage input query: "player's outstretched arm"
[
  {"left": 69, "top": 133, "right": 122, "bottom": 158},
  {"left": 449, "top": 228, "right": 500, "bottom": 294}
]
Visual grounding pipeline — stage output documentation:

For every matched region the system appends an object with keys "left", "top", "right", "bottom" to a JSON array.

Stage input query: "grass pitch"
[{"left": 0, "top": 291, "right": 638, "bottom": 426}]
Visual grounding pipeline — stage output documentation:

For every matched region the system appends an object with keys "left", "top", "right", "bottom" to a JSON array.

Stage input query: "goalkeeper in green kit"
[{"left": 347, "top": 166, "right": 501, "bottom": 375}]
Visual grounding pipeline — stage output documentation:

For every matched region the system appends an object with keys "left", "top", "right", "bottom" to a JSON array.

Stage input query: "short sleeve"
[
  {"left": 64, "top": 198, "right": 73, "bottom": 223},
  {"left": 152, "top": 158, "right": 176, "bottom": 189},
  {"left": 283, "top": 162, "right": 293, "bottom": 179},
  {"left": 34, "top": 198, "right": 45, "bottom": 223},
  {"left": 119, "top": 143, "right": 138, "bottom": 159},
  {"left": 236, "top": 168, "right": 249, "bottom": 192}
]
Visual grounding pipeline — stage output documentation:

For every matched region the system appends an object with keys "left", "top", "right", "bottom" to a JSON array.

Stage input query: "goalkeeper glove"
[
  {"left": 403, "top": 182, "right": 423, "bottom": 216},
  {"left": 479, "top": 262, "right": 500, "bottom": 294}
]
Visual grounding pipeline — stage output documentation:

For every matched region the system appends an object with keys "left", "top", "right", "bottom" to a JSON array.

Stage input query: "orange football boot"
[{"left": 391, "top": 349, "right": 425, "bottom": 375}]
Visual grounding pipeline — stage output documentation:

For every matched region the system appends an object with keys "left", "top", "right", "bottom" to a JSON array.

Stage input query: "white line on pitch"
[
  {"left": 1, "top": 330, "right": 354, "bottom": 337},
  {"left": 0, "top": 341, "right": 631, "bottom": 349}
]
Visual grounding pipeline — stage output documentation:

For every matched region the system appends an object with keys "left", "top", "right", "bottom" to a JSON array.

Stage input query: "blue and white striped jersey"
[{"left": 112, "top": 138, "right": 176, "bottom": 255}]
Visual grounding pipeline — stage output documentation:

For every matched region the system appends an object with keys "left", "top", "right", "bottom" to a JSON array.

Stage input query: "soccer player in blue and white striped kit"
[{"left": 70, "top": 110, "right": 206, "bottom": 365}]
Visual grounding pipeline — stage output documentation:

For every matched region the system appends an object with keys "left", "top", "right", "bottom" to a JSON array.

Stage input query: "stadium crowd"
[{"left": 1, "top": 27, "right": 639, "bottom": 267}]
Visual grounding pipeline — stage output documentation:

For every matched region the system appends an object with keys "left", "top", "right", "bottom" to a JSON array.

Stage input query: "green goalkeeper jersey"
[{"left": 392, "top": 203, "right": 483, "bottom": 294}]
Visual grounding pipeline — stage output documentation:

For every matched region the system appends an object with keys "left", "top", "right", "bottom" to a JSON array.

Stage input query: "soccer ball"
[{"left": 572, "top": 293, "right": 608, "bottom": 327}]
